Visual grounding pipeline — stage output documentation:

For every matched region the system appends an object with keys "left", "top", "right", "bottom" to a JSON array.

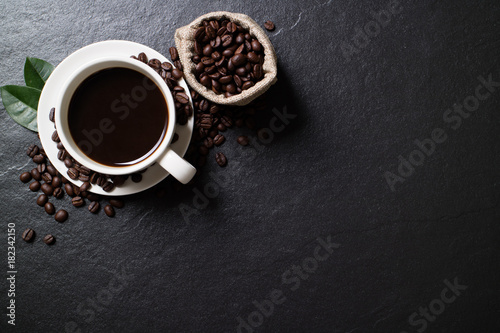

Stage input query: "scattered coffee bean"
[
  {"left": 237, "top": 135, "right": 249, "bottom": 146},
  {"left": 112, "top": 176, "right": 126, "bottom": 187},
  {"left": 80, "top": 181, "right": 91, "bottom": 192},
  {"left": 33, "top": 154, "right": 45, "bottom": 164},
  {"left": 102, "top": 181, "right": 115, "bottom": 192},
  {"left": 109, "top": 199, "right": 124, "bottom": 208},
  {"left": 131, "top": 173, "right": 142, "bottom": 183},
  {"left": 43, "top": 234, "right": 55, "bottom": 245},
  {"left": 88, "top": 201, "right": 100, "bottom": 214},
  {"left": 264, "top": 20, "right": 275, "bottom": 31},
  {"left": 26, "top": 144, "right": 39, "bottom": 158},
  {"left": 86, "top": 193, "right": 100, "bottom": 202},
  {"left": 47, "top": 165, "right": 57, "bottom": 176},
  {"left": 44, "top": 202, "right": 55, "bottom": 215},
  {"left": 53, "top": 187, "right": 64, "bottom": 199},
  {"left": 22, "top": 228, "right": 35, "bottom": 242},
  {"left": 71, "top": 196, "right": 85, "bottom": 207},
  {"left": 64, "top": 183, "right": 75, "bottom": 197},
  {"left": 41, "top": 183, "right": 53, "bottom": 196},
  {"left": 67, "top": 168, "right": 79, "bottom": 180},
  {"left": 37, "top": 163, "right": 46, "bottom": 174},
  {"left": 49, "top": 107, "right": 55, "bottom": 122},
  {"left": 37, "top": 194, "right": 48, "bottom": 207},
  {"left": 51, "top": 130, "right": 60, "bottom": 142},
  {"left": 64, "top": 158, "right": 73, "bottom": 168},
  {"left": 51, "top": 176, "right": 62, "bottom": 188},
  {"left": 214, "top": 134, "right": 225, "bottom": 146},
  {"left": 20, "top": 171, "right": 32, "bottom": 183},
  {"left": 104, "top": 205, "right": 115, "bottom": 217},
  {"left": 169, "top": 46, "right": 179, "bottom": 61},
  {"left": 215, "top": 152, "right": 227, "bottom": 167},
  {"left": 29, "top": 181, "right": 41, "bottom": 192},
  {"left": 31, "top": 168, "right": 42, "bottom": 181},
  {"left": 42, "top": 172, "right": 53, "bottom": 183},
  {"left": 54, "top": 210, "right": 68, "bottom": 222}
]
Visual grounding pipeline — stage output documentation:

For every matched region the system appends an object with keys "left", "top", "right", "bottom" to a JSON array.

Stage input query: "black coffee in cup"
[{"left": 68, "top": 67, "right": 168, "bottom": 166}]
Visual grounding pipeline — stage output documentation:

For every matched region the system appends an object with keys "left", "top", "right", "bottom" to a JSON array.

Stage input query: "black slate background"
[{"left": 1, "top": 0, "right": 499, "bottom": 332}]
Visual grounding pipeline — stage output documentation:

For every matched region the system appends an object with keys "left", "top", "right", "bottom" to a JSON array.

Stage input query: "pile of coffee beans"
[
  {"left": 21, "top": 141, "right": 126, "bottom": 222},
  {"left": 191, "top": 18, "right": 266, "bottom": 97}
]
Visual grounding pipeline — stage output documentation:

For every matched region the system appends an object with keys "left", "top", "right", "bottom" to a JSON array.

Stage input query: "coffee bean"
[
  {"left": 169, "top": 47, "right": 179, "bottom": 61},
  {"left": 90, "top": 173, "right": 99, "bottom": 184},
  {"left": 51, "top": 130, "right": 60, "bottom": 142},
  {"left": 104, "top": 205, "right": 115, "bottom": 217},
  {"left": 88, "top": 201, "right": 100, "bottom": 214},
  {"left": 26, "top": 144, "right": 39, "bottom": 158},
  {"left": 42, "top": 172, "right": 53, "bottom": 183},
  {"left": 64, "top": 183, "right": 75, "bottom": 197},
  {"left": 47, "top": 165, "right": 57, "bottom": 176},
  {"left": 51, "top": 176, "right": 62, "bottom": 188},
  {"left": 217, "top": 123, "right": 226, "bottom": 131},
  {"left": 112, "top": 176, "right": 126, "bottom": 187},
  {"left": 78, "top": 174, "right": 90, "bottom": 182},
  {"left": 204, "top": 137, "right": 214, "bottom": 148},
  {"left": 53, "top": 187, "right": 64, "bottom": 199},
  {"left": 61, "top": 176, "right": 69, "bottom": 184},
  {"left": 62, "top": 158, "right": 72, "bottom": 168},
  {"left": 20, "top": 171, "right": 32, "bottom": 183},
  {"left": 49, "top": 107, "right": 55, "bottom": 122},
  {"left": 67, "top": 168, "right": 79, "bottom": 180},
  {"left": 29, "top": 181, "right": 41, "bottom": 192},
  {"left": 174, "top": 60, "right": 183, "bottom": 71},
  {"left": 43, "top": 234, "right": 55, "bottom": 245},
  {"left": 213, "top": 134, "right": 225, "bottom": 146},
  {"left": 33, "top": 154, "right": 45, "bottom": 164},
  {"left": 138, "top": 52, "right": 148, "bottom": 63},
  {"left": 102, "top": 181, "right": 115, "bottom": 192},
  {"left": 41, "top": 183, "right": 53, "bottom": 196},
  {"left": 86, "top": 193, "right": 100, "bottom": 201},
  {"left": 44, "top": 202, "right": 55, "bottom": 215},
  {"left": 97, "top": 175, "right": 106, "bottom": 187},
  {"left": 72, "top": 196, "right": 85, "bottom": 207},
  {"left": 175, "top": 92, "right": 189, "bottom": 104},
  {"left": 57, "top": 150, "right": 67, "bottom": 161},
  {"left": 109, "top": 199, "right": 124, "bottom": 208},
  {"left": 73, "top": 185, "right": 81, "bottom": 196},
  {"left": 264, "top": 20, "right": 275, "bottom": 31},
  {"left": 22, "top": 228, "right": 35, "bottom": 242},
  {"left": 131, "top": 173, "right": 142, "bottom": 183},
  {"left": 37, "top": 194, "right": 48, "bottom": 206},
  {"left": 172, "top": 68, "right": 183, "bottom": 80},
  {"left": 80, "top": 181, "right": 91, "bottom": 192},
  {"left": 237, "top": 135, "right": 249, "bottom": 146},
  {"left": 57, "top": 142, "right": 64, "bottom": 150},
  {"left": 251, "top": 40, "right": 262, "bottom": 52},
  {"left": 37, "top": 163, "right": 46, "bottom": 174},
  {"left": 215, "top": 152, "right": 227, "bottom": 166}
]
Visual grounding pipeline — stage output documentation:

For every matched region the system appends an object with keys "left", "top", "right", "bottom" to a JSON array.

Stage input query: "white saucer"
[{"left": 37, "top": 40, "right": 194, "bottom": 196}]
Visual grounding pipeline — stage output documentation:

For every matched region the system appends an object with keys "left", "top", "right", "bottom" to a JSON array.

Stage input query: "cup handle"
[{"left": 158, "top": 148, "right": 196, "bottom": 184}]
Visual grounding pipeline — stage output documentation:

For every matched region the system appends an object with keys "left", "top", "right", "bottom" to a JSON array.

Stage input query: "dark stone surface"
[{"left": 1, "top": 0, "right": 499, "bottom": 332}]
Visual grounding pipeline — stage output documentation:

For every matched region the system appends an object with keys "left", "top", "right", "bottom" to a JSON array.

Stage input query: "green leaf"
[
  {"left": 0, "top": 85, "right": 41, "bottom": 132},
  {"left": 24, "top": 57, "right": 54, "bottom": 90}
]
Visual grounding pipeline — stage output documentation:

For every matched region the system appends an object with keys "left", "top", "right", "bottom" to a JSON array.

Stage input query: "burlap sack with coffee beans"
[{"left": 175, "top": 11, "right": 278, "bottom": 106}]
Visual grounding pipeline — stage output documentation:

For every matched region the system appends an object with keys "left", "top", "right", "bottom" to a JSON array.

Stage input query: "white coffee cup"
[{"left": 54, "top": 56, "right": 196, "bottom": 184}]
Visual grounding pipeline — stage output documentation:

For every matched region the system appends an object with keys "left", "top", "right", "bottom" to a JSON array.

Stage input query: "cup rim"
[{"left": 54, "top": 56, "right": 176, "bottom": 175}]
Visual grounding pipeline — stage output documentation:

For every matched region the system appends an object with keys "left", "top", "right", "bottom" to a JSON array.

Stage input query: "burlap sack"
[{"left": 175, "top": 11, "right": 278, "bottom": 106}]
